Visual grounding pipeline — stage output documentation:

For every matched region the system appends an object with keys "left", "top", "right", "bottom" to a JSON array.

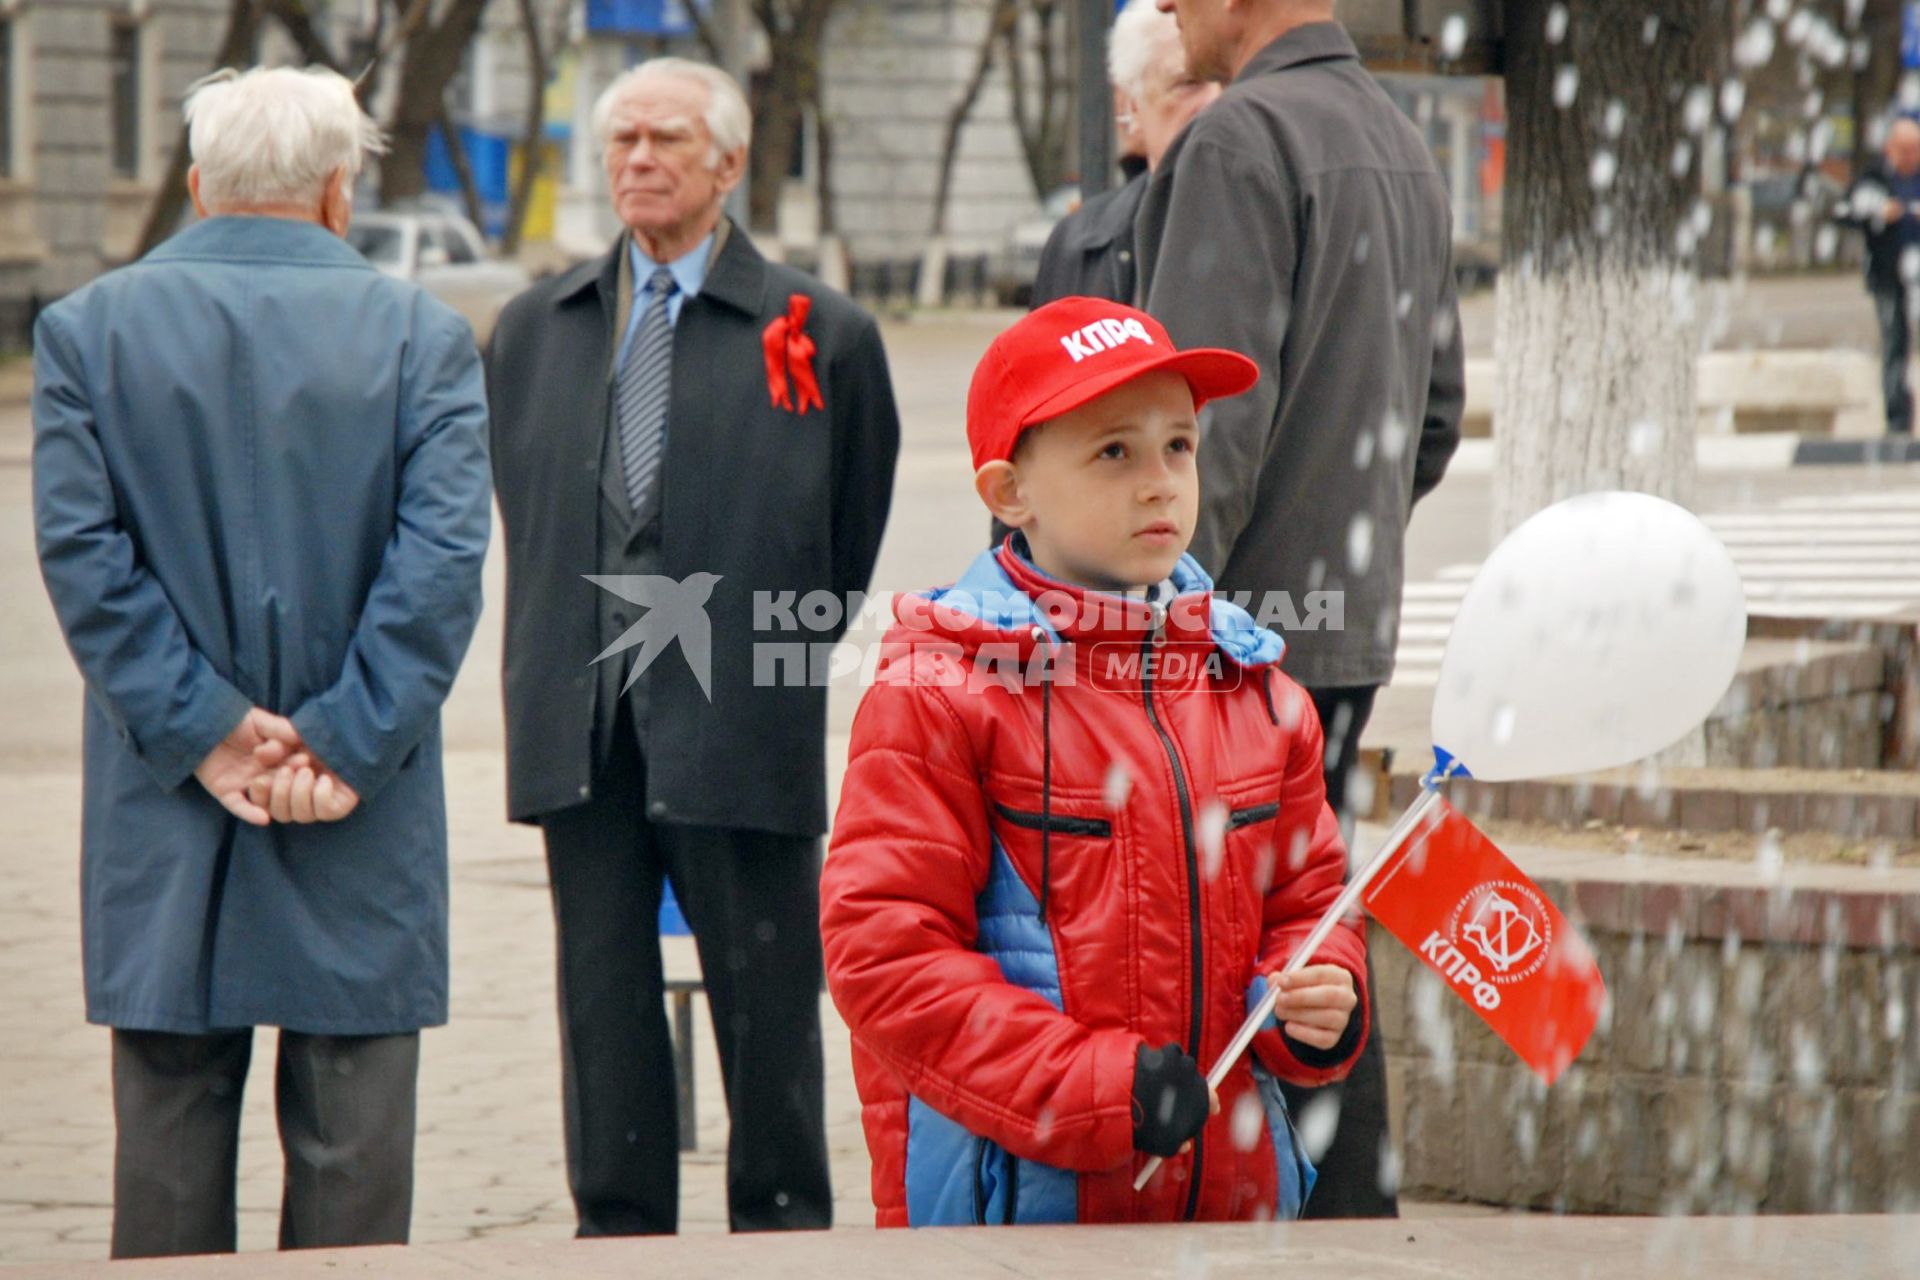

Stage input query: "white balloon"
[{"left": 1429, "top": 491, "right": 1746, "bottom": 782}]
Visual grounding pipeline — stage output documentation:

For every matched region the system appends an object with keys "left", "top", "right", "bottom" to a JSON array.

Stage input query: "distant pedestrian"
[
  {"left": 31, "top": 66, "right": 490, "bottom": 1258},
  {"left": 1837, "top": 116, "right": 1920, "bottom": 436},
  {"left": 1136, "top": 0, "right": 1465, "bottom": 1219},
  {"left": 1030, "top": 0, "right": 1219, "bottom": 308}
]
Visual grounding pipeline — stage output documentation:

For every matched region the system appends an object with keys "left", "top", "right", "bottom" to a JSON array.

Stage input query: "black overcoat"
[{"left": 486, "top": 222, "right": 900, "bottom": 834}]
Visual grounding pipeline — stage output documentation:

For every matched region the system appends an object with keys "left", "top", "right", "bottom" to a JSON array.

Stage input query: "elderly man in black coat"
[
  {"left": 485, "top": 57, "right": 900, "bottom": 1235},
  {"left": 1029, "top": 0, "right": 1218, "bottom": 308}
]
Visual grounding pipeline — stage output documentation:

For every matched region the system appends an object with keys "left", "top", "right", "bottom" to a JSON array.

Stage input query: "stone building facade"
[{"left": 0, "top": 0, "right": 234, "bottom": 345}]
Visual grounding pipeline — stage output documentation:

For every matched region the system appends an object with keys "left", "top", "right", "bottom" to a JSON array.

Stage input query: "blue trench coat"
[{"left": 31, "top": 215, "right": 491, "bottom": 1034}]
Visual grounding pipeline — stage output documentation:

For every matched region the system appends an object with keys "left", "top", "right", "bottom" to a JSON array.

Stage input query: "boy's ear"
[{"left": 974, "top": 460, "right": 1032, "bottom": 528}]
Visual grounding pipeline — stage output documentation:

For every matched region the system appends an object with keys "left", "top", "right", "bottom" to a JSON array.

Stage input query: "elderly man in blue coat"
[{"left": 31, "top": 66, "right": 490, "bottom": 1259}]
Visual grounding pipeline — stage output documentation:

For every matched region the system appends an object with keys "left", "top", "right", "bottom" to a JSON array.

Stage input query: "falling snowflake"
[
  {"left": 1545, "top": 4, "right": 1568, "bottom": 45},
  {"left": 1589, "top": 149, "right": 1618, "bottom": 191},
  {"left": 1346, "top": 513, "right": 1374, "bottom": 575},
  {"left": 1198, "top": 801, "right": 1227, "bottom": 882},
  {"left": 1552, "top": 65, "right": 1579, "bottom": 109},
  {"left": 1230, "top": 1092, "right": 1265, "bottom": 1152}
]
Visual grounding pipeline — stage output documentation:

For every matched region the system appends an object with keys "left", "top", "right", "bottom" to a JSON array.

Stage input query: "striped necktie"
[{"left": 616, "top": 265, "right": 677, "bottom": 520}]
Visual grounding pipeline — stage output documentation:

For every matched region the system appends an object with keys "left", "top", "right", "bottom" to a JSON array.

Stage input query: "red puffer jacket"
[{"left": 821, "top": 542, "right": 1369, "bottom": 1227}]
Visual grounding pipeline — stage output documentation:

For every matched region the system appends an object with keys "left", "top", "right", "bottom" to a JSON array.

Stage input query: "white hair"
[
  {"left": 591, "top": 57, "right": 752, "bottom": 163},
  {"left": 184, "top": 66, "right": 386, "bottom": 208},
  {"left": 1107, "top": 0, "right": 1185, "bottom": 100}
]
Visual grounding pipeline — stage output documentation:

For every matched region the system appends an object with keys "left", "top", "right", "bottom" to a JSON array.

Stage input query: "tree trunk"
[
  {"left": 501, "top": 0, "right": 549, "bottom": 254},
  {"left": 813, "top": 82, "right": 837, "bottom": 236},
  {"left": 1002, "top": 0, "right": 1073, "bottom": 197},
  {"left": 1492, "top": 0, "right": 1725, "bottom": 538},
  {"left": 379, "top": 0, "right": 491, "bottom": 204},
  {"left": 746, "top": 0, "right": 836, "bottom": 236},
  {"left": 928, "top": 0, "right": 1014, "bottom": 235},
  {"left": 748, "top": 51, "right": 804, "bottom": 233},
  {"left": 135, "top": 0, "right": 263, "bottom": 257},
  {"left": 1848, "top": 0, "right": 1904, "bottom": 172}
]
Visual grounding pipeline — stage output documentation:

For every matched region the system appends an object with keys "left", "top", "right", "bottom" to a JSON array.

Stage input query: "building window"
[{"left": 110, "top": 19, "right": 141, "bottom": 179}]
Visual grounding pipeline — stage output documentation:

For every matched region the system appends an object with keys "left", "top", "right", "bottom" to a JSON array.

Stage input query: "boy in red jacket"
[{"left": 821, "top": 298, "right": 1368, "bottom": 1226}]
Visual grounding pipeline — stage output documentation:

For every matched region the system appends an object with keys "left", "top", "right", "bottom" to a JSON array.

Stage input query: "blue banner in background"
[
  {"left": 586, "top": 0, "right": 697, "bottom": 36},
  {"left": 423, "top": 125, "right": 511, "bottom": 238},
  {"left": 1904, "top": 2, "right": 1920, "bottom": 70}
]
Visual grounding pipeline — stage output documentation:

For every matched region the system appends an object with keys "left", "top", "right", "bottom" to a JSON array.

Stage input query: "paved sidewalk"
[{"left": 14, "top": 1215, "right": 1920, "bottom": 1280}]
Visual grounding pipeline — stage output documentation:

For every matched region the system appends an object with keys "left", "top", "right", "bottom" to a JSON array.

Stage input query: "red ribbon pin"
[{"left": 762, "top": 293, "right": 824, "bottom": 415}]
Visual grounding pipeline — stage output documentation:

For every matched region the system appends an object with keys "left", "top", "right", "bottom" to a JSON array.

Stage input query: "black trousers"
[
  {"left": 110, "top": 1027, "right": 418, "bottom": 1258},
  {"left": 1874, "top": 285, "right": 1915, "bottom": 435},
  {"left": 540, "top": 713, "right": 831, "bottom": 1235},
  {"left": 1278, "top": 683, "right": 1399, "bottom": 1219}
]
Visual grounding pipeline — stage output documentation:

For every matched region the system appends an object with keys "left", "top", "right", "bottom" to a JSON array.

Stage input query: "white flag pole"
[{"left": 1132, "top": 781, "right": 1448, "bottom": 1193}]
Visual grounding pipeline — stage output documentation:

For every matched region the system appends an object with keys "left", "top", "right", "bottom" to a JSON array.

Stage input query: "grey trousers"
[{"left": 109, "top": 1027, "right": 419, "bottom": 1259}]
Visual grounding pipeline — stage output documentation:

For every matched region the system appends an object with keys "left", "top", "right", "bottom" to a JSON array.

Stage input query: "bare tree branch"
[
  {"left": 257, "top": 0, "right": 345, "bottom": 72},
  {"left": 683, "top": 0, "right": 726, "bottom": 62},
  {"left": 379, "top": 0, "right": 491, "bottom": 204},
  {"left": 502, "top": 0, "right": 548, "bottom": 253},
  {"left": 135, "top": 0, "right": 265, "bottom": 257},
  {"left": 436, "top": 105, "right": 488, "bottom": 230},
  {"left": 929, "top": 0, "right": 1015, "bottom": 235}
]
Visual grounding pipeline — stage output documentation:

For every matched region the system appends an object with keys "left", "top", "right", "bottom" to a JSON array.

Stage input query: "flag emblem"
[{"left": 1453, "top": 880, "right": 1551, "bottom": 981}]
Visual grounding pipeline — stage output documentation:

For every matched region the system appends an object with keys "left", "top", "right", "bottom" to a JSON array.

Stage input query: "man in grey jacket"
[{"left": 1136, "top": 0, "right": 1464, "bottom": 1218}]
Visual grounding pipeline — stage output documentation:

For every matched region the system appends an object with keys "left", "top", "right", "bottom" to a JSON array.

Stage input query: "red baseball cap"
[{"left": 965, "top": 296, "right": 1259, "bottom": 469}]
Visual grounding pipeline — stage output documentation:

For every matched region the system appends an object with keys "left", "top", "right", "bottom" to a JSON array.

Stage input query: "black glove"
[{"left": 1131, "top": 1042, "right": 1210, "bottom": 1157}]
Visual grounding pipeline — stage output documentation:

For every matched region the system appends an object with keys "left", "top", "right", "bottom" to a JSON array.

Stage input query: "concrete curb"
[
  {"left": 1793, "top": 435, "right": 1920, "bottom": 465},
  {"left": 1446, "top": 434, "right": 1815, "bottom": 474}
]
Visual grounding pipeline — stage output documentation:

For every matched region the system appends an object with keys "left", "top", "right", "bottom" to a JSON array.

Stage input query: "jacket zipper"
[
  {"left": 971, "top": 1138, "right": 986, "bottom": 1225},
  {"left": 993, "top": 802, "right": 1113, "bottom": 838},
  {"left": 1140, "top": 629, "right": 1206, "bottom": 1221},
  {"left": 1002, "top": 1150, "right": 1020, "bottom": 1224},
  {"left": 1227, "top": 801, "right": 1280, "bottom": 831}
]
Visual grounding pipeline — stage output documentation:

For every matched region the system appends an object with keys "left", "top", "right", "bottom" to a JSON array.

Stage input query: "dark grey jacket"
[
  {"left": 1136, "top": 22, "right": 1464, "bottom": 689},
  {"left": 1031, "top": 170, "right": 1147, "bottom": 307},
  {"left": 486, "top": 222, "right": 900, "bottom": 834}
]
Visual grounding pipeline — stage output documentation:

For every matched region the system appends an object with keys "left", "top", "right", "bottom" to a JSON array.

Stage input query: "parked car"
[
  {"left": 346, "top": 208, "right": 530, "bottom": 341},
  {"left": 992, "top": 184, "right": 1081, "bottom": 307},
  {"left": 1748, "top": 168, "right": 1848, "bottom": 269}
]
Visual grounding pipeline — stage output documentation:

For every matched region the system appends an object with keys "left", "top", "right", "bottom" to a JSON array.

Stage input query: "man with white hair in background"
[
  {"left": 485, "top": 59, "right": 898, "bottom": 1235},
  {"left": 31, "top": 67, "right": 491, "bottom": 1257},
  {"left": 1030, "top": 0, "right": 1219, "bottom": 307}
]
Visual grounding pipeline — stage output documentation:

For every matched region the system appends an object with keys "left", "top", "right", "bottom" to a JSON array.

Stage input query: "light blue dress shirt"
[{"left": 616, "top": 232, "right": 713, "bottom": 373}]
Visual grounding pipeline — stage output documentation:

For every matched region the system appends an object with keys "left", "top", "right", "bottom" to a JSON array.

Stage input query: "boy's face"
[{"left": 977, "top": 369, "right": 1200, "bottom": 592}]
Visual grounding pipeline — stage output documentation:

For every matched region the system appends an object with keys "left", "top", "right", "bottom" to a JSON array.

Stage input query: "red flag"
[{"left": 1362, "top": 799, "right": 1606, "bottom": 1084}]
